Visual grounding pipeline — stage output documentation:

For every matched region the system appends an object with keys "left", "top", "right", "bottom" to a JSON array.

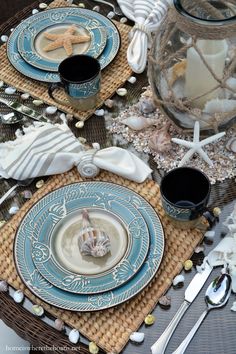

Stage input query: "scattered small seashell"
[
  {"left": 1, "top": 35, "right": 8, "bottom": 43},
  {"left": 54, "top": 318, "right": 65, "bottom": 331},
  {"left": 32, "top": 99, "right": 43, "bottom": 106},
  {"left": 69, "top": 329, "right": 80, "bottom": 344},
  {"left": 92, "top": 5, "right": 100, "bottom": 12},
  {"left": 0, "top": 220, "right": 6, "bottom": 228},
  {"left": 89, "top": 342, "right": 99, "bottom": 354},
  {"left": 39, "top": 2, "right": 48, "bottom": 9},
  {"left": 116, "top": 88, "right": 127, "bottom": 96},
  {"left": 184, "top": 259, "right": 193, "bottom": 271},
  {"left": 45, "top": 106, "right": 57, "bottom": 115},
  {"left": 144, "top": 314, "right": 155, "bottom": 326},
  {"left": 22, "top": 106, "right": 32, "bottom": 114},
  {"left": 0, "top": 80, "right": 4, "bottom": 88},
  {"left": 148, "top": 123, "right": 172, "bottom": 153},
  {"left": 75, "top": 121, "right": 84, "bottom": 129},
  {"left": 204, "top": 230, "right": 215, "bottom": 240},
  {"left": 32, "top": 9, "right": 39, "bottom": 14},
  {"left": 21, "top": 92, "right": 30, "bottom": 100},
  {"left": 32, "top": 305, "right": 44, "bottom": 316},
  {"left": 78, "top": 2, "right": 85, "bottom": 7},
  {"left": 226, "top": 137, "right": 236, "bottom": 153},
  {"left": 127, "top": 76, "right": 137, "bottom": 84},
  {"left": 92, "top": 142, "right": 100, "bottom": 150},
  {"left": 2, "top": 113, "right": 15, "bottom": 121},
  {"left": 107, "top": 11, "right": 115, "bottom": 19},
  {"left": 66, "top": 113, "right": 74, "bottom": 121},
  {"left": 230, "top": 301, "right": 236, "bottom": 312},
  {"left": 158, "top": 295, "right": 171, "bottom": 308},
  {"left": 9, "top": 204, "right": 20, "bottom": 215},
  {"left": 5, "top": 87, "right": 16, "bottom": 95},
  {"left": 10, "top": 28, "right": 14, "bottom": 32},
  {"left": 104, "top": 99, "right": 114, "bottom": 108},
  {"left": 95, "top": 109, "right": 105, "bottom": 116},
  {"left": 171, "top": 59, "right": 187, "bottom": 85},
  {"left": 120, "top": 17, "right": 128, "bottom": 23},
  {"left": 13, "top": 290, "right": 24, "bottom": 303},
  {"left": 213, "top": 207, "right": 221, "bottom": 217},
  {"left": 59, "top": 113, "right": 67, "bottom": 123},
  {"left": 138, "top": 98, "right": 156, "bottom": 114},
  {"left": 121, "top": 116, "right": 157, "bottom": 131},
  {"left": 36, "top": 179, "right": 44, "bottom": 189},
  {"left": 0, "top": 280, "right": 8, "bottom": 292},
  {"left": 22, "top": 190, "right": 33, "bottom": 199},
  {"left": 194, "top": 245, "right": 205, "bottom": 253},
  {"left": 78, "top": 137, "right": 87, "bottom": 144},
  {"left": 129, "top": 332, "right": 145, "bottom": 343},
  {"left": 172, "top": 274, "right": 185, "bottom": 287}
]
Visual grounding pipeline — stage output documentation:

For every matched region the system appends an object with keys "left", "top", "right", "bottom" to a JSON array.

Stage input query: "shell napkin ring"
[
  {"left": 78, "top": 209, "right": 111, "bottom": 258},
  {"left": 77, "top": 149, "right": 100, "bottom": 178}
]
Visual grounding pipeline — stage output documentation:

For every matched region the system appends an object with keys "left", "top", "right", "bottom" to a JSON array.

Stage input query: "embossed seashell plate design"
[
  {"left": 30, "top": 183, "right": 150, "bottom": 294},
  {"left": 17, "top": 10, "right": 107, "bottom": 72},
  {"left": 7, "top": 8, "right": 120, "bottom": 83},
  {"left": 14, "top": 182, "right": 164, "bottom": 311}
]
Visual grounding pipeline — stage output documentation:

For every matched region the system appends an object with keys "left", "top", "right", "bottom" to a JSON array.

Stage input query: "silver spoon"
[
  {"left": 0, "top": 178, "right": 34, "bottom": 206},
  {"left": 91, "top": 0, "right": 123, "bottom": 16},
  {"left": 172, "top": 273, "right": 232, "bottom": 354}
]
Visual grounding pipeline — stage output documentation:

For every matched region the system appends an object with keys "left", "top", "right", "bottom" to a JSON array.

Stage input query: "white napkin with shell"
[
  {"left": 117, "top": 0, "right": 172, "bottom": 73},
  {"left": 0, "top": 122, "right": 152, "bottom": 183},
  {"left": 206, "top": 205, "right": 236, "bottom": 293}
]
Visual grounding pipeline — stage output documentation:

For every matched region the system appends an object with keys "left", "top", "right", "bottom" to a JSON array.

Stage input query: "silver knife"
[
  {"left": 0, "top": 97, "right": 49, "bottom": 122},
  {"left": 151, "top": 261, "right": 213, "bottom": 354}
]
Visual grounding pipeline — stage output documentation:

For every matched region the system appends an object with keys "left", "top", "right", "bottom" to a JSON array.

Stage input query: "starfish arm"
[
  {"left": 63, "top": 40, "right": 73, "bottom": 56},
  {"left": 43, "top": 39, "right": 63, "bottom": 52},
  {"left": 70, "top": 35, "right": 91, "bottom": 44},
  {"left": 66, "top": 25, "right": 77, "bottom": 35},
  {"left": 197, "top": 147, "right": 213, "bottom": 166},
  {"left": 193, "top": 121, "right": 200, "bottom": 143},
  {"left": 171, "top": 138, "right": 194, "bottom": 149},
  {"left": 179, "top": 148, "right": 195, "bottom": 166},
  {"left": 200, "top": 132, "right": 226, "bottom": 147},
  {"left": 44, "top": 32, "right": 61, "bottom": 40}
]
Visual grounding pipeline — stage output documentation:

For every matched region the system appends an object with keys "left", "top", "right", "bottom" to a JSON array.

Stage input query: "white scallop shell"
[
  {"left": 13, "top": 290, "right": 24, "bottom": 303},
  {"left": 69, "top": 329, "right": 80, "bottom": 344},
  {"left": 121, "top": 117, "right": 157, "bottom": 131},
  {"left": 78, "top": 209, "right": 111, "bottom": 257},
  {"left": 129, "top": 332, "right": 145, "bottom": 343}
]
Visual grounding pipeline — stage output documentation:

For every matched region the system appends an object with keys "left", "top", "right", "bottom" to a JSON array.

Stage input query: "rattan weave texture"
[
  {"left": 0, "top": 169, "right": 203, "bottom": 353},
  {"left": 0, "top": 0, "right": 132, "bottom": 122}
]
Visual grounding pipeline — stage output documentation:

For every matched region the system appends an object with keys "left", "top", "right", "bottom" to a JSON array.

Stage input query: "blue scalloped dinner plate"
[
  {"left": 14, "top": 182, "right": 164, "bottom": 311},
  {"left": 7, "top": 8, "right": 120, "bottom": 82},
  {"left": 30, "top": 182, "right": 150, "bottom": 294}
]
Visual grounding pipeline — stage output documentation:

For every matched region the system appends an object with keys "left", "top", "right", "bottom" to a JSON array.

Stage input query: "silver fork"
[{"left": 91, "top": 0, "right": 123, "bottom": 16}]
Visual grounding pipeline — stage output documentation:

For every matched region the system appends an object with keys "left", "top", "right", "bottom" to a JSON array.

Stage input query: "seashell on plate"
[
  {"left": 121, "top": 116, "right": 157, "bottom": 131},
  {"left": 148, "top": 123, "right": 172, "bottom": 153},
  {"left": 129, "top": 332, "right": 145, "bottom": 343},
  {"left": 0, "top": 280, "right": 8, "bottom": 292},
  {"left": 138, "top": 98, "right": 156, "bottom": 114},
  {"left": 69, "top": 329, "right": 80, "bottom": 344},
  {"left": 78, "top": 209, "right": 111, "bottom": 257},
  {"left": 226, "top": 137, "right": 236, "bottom": 153},
  {"left": 13, "top": 290, "right": 24, "bottom": 303}
]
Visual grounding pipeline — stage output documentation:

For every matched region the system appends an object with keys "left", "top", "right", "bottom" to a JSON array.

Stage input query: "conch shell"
[
  {"left": 121, "top": 116, "right": 157, "bottom": 131},
  {"left": 78, "top": 209, "right": 111, "bottom": 257},
  {"left": 148, "top": 123, "right": 172, "bottom": 153}
]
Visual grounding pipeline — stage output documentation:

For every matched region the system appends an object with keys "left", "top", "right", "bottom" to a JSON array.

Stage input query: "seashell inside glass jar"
[{"left": 148, "top": 0, "right": 236, "bottom": 134}]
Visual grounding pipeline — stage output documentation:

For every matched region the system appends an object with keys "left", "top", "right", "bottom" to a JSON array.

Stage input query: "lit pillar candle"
[{"left": 184, "top": 39, "right": 228, "bottom": 108}]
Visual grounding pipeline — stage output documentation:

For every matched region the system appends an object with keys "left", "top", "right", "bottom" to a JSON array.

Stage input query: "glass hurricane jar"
[{"left": 148, "top": 0, "right": 236, "bottom": 134}]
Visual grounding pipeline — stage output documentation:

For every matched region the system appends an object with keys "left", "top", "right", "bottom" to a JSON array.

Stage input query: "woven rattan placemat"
[
  {"left": 0, "top": 169, "right": 203, "bottom": 353},
  {"left": 0, "top": 0, "right": 132, "bottom": 122}
]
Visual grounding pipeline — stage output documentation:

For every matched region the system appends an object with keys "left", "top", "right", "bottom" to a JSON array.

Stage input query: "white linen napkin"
[
  {"left": 0, "top": 122, "right": 152, "bottom": 183},
  {"left": 206, "top": 205, "right": 236, "bottom": 292},
  {"left": 117, "top": 0, "right": 172, "bottom": 73}
]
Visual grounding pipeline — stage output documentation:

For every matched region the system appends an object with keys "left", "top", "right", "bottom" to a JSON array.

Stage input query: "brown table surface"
[{"left": 0, "top": 1, "right": 236, "bottom": 354}]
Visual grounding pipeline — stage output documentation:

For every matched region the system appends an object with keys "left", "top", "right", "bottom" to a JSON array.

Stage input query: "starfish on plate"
[
  {"left": 43, "top": 24, "right": 90, "bottom": 56},
  {"left": 171, "top": 121, "right": 226, "bottom": 167}
]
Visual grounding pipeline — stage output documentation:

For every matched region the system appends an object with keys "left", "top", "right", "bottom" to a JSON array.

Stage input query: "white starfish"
[{"left": 171, "top": 121, "right": 225, "bottom": 167}]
